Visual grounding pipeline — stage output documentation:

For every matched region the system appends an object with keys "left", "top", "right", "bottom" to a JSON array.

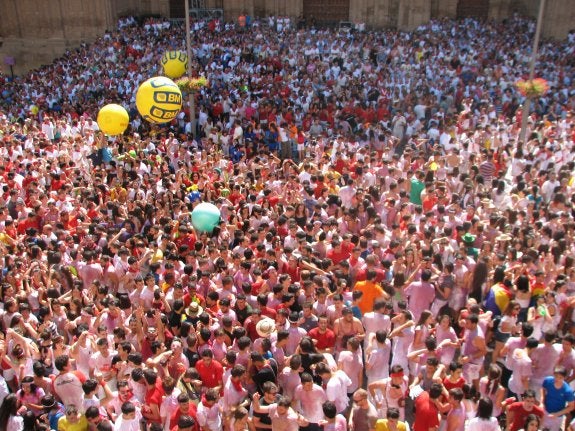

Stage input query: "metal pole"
[
  {"left": 184, "top": 0, "right": 196, "bottom": 139},
  {"left": 518, "top": 0, "right": 546, "bottom": 143}
]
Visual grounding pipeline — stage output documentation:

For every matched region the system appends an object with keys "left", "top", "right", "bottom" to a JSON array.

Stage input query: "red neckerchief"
[{"left": 231, "top": 378, "right": 243, "bottom": 392}]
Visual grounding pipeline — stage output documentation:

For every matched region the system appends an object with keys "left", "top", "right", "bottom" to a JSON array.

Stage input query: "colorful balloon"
[
  {"left": 188, "top": 190, "right": 201, "bottom": 203},
  {"left": 136, "top": 76, "right": 182, "bottom": 124},
  {"left": 161, "top": 51, "right": 188, "bottom": 79},
  {"left": 97, "top": 104, "right": 129, "bottom": 135},
  {"left": 191, "top": 202, "right": 221, "bottom": 233}
]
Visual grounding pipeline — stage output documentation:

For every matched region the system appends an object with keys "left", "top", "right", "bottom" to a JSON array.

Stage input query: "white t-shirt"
[
  {"left": 326, "top": 370, "right": 352, "bottom": 413},
  {"left": 338, "top": 350, "right": 364, "bottom": 393},
  {"left": 467, "top": 417, "right": 500, "bottom": 431},
  {"left": 366, "top": 342, "right": 391, "bottom": 382},
  {"left": 197, "top": 400, "right": 223, "bottom": 431},
  {"left": 113, "top": 411, "right": 143, "bottom": 431},
  {"left": 160, "top": 389, "right": 181, "bottom": 431},
  {"left": 89, "top": 350, "right": 117, "bottom": 381},
  {"left": 53, "top": 370, "right": 86, "bottom": 409}
]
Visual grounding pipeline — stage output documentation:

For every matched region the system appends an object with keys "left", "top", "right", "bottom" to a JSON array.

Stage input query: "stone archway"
[{"left": 457, "top": 0, "right": 489, "bottom": 19}]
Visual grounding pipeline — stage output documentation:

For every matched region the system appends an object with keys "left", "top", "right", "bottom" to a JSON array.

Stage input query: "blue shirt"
[
  {"left": 542, "top": 376, "right": 574, "bottom": 414},
  {"left": 48, "top": 403, "right": 65, "bottom": 430}
]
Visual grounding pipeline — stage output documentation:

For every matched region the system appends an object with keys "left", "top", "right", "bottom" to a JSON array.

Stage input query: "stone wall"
[
  {"left": 0, "top": 0, "right": 572, "bottom": 76},
  {"left": 220, "top": 0, "right": 302, "bottom": 22},
  {"left": 349, "top": 0, "right": 398, "bottom": 29},
  {"left": 431, "top": 0, "right": 458, "bottom": 19},
  {"left": 0, "top": 0, "right": 111, "bottom": 75},
  {"left": 0, "top": 0, "right": 169, "bottom": 76}
]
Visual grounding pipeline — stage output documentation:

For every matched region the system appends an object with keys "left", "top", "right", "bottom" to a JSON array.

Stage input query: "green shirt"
[{"left": 410, "top": 178, "right": 425, "bottom": 205}]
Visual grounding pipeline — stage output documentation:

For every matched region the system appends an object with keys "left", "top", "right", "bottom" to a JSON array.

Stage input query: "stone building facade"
[{"left": 0, "top": 0, "right": 572, "bottom": 75}]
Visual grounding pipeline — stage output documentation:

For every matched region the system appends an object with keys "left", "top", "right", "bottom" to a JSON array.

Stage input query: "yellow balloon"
[
  {"left": 161, "top": 51, "right": 188, "bottom": 79},
  {"left": 97, "top": 104, "right": 129, "bottom": 135},
  {"left": 136, "top": 76, "right": 182, "bottom": 124}
]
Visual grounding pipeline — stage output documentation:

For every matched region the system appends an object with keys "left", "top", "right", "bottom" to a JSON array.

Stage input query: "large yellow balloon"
[
  {"left": 97, "top": 104, "right": 129, "bottom": 135},
  {"left": 136, "top": 76, "right": 182, "bottom": 124},
  {"left": 161, "top": 51, "right": 188, "bottom": 79}
]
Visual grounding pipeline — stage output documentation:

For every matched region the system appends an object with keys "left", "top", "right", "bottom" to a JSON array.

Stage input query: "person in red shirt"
[
  {"left": 143, "top": 368, "right": 164, "bottom": 424},
  {"left": 326, "top": 239, "right": 349, "bottom": 266},
  {"left": 413, "top": 383, "right": 442, "bottom": 431},
  {"left": 195, "top": 349, "right": 224, "bottom": 392},
  {"left": 505, "top": 390, "right": 544, "bottom": 431},
  {"left": 308, "top": 316, "right": 336, "bottom": 354},
  {"left": 170, "top": 393, "right": 199, "bottom": 431},
  {"left": 244, "top": 309, "right": 266, "bottom": 341},
  {"left": 172, "top": 415, "right": 197, "bottom": 431}
]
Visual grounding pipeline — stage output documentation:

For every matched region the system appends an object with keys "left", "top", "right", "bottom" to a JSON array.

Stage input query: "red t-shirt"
[
  {"left": 170, "top": 403, "right": 199, "bottom": 431},
  {"left": 442, "top": 377, "right": 465, "bottom": 391},
  {"left": 507, "top": 402, "right": 544, "bottom": 431},
  {"left": 413, "top": 392, "right": 439, "bottom": 431},
  {"left": 326, "top": 248, "right": 348, "bottom": 265},
  {"left": 143, "top": 380, "right": 165, "bottom": 423},
  {"left": 195, "top": 359, "right": 224, "bottom": 389},
  {"left": 308, "top": 328, "right": 336, "bottom": 351}
]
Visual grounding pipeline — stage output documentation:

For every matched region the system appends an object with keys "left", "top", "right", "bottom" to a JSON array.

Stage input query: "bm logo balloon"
[
  {"left": 161, "top": 51, "right": 188, "bottom": 79},
  {"left": 136, "top": 76, "right": 182, "bottom": 124}
]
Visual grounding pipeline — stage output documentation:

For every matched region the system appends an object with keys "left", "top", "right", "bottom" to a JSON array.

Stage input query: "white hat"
[{"left": 256, "top": 318, "right": 276, "bottom": 338}]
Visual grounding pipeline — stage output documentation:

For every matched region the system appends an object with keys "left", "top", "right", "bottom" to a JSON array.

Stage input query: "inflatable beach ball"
[
  {"left": 97, "top": 104, "right": 129, "bottom": 135},
  {"left": 161, "top": 51, "right": 188, "bottom": 79},
  {"left": 136, "top": 76, "right": 182, "bottom": 124},
  {"left": 191, "top": 202, "right": 221, "bottom": 233}
]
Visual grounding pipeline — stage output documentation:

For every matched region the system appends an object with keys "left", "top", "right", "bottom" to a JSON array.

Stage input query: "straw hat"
[
  {"left": 256, "top": 318, "right": 276, "bottom": 338},
  {"left": 185, "top": 302, "right": 203, "bottom": 318}
]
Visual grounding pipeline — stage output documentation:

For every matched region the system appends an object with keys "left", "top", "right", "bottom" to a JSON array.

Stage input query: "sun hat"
[
  {"left": 256, "top": 318, "right": 276, "bottom": 338},
  {"left": 185, "top": 302, "right": 203, "bottom": 318}
]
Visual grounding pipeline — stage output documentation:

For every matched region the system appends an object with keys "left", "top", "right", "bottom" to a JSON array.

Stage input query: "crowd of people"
[{"left": 0, "top": 9, "right": 574, "bottom": 431}]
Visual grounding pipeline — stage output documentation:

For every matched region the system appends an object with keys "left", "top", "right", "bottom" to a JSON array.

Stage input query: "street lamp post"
[
  {"left": 184, "top": 0, "right": 196, "bottom": 139},
  {"left": 518, "top": 0, "right": 546, "bottom": 143}
]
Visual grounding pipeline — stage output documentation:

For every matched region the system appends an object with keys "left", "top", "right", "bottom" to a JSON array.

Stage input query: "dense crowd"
[{"left": 0, "top": 10, "right": 574, "bottom": 431}]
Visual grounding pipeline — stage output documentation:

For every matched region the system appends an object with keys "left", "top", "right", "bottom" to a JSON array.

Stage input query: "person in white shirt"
[
  {"left": 362, "top": 300, "right": 392, "bottom": 350},
  {"left": 316, "top": 362, "right": 352, "bottom": 415},
  {"left": 278, "top": 356, "right": 303, "bottom": 401},
  {"left": 89, "top": 338, "right": 117, "bottom": 384},
  {"left": 197, "top": 388, "right": 223, "bottom": 431},
  {"left": 338, "top": 178, "right": 356, "bottom": 209},
  {"left": 293, "top": 373, "right": 328, "bottom": 428},
  {"left": 53, "top": 355, "right": 86, "bottom": 410},
  {"left": 0, "top": 374, "right": 9, "bottom": 405},
  {"left": 222, "top": 365, "right": 248, "bottom": 412},
  {"left": 338, "top": 337, "right": 364, "bottom": 395},
  {"left": 113, "top": 401, "right": 142, "bottom": 431},
  {"left": 160, "top": 376, "right": 181, "bottom": 431},
  {"left": 366, "top": 330, "right": 392, "bottom": 385}
]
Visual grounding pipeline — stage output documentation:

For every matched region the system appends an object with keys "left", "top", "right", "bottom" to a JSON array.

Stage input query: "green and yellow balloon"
[
  {"left": 161, "top": 51, "right": 188, "bottom": 79},
  {"left": 136, "top": 76, "right": 182, "bottom": 124}
]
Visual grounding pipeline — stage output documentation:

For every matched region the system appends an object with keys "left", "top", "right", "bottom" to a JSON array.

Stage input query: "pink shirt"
[
  {"left": 294, "top": 384, "right": 327, "bottom": 423},
  {"left": 326, "top": 370, "right": 352, "bottom": 413},
  {"left": 338, "top": 350, "right": 364, "bottom": 392},
  {"left": 502, "top": 337, "right": 526, "bottom": 369},
  {"left": 268, "top": 404, "right": 300, "bottom": 431},
  {"left": 278, "top": 368, "right": 302, "bottom": 401},
  {"left": 323, "top": 415, "right": 347, "bottom": 431},
  {"left": 404, "top": 281, "right": 435, "bottom": 321},
  {"left": 223, "top": 377, "right": 248, "bottom": 410},
  {"left": 435, "top": 325, "right": 458, "bottom": 365},
  {"left": 508, "top": 350, "right": 532, "bottom": 396}
]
